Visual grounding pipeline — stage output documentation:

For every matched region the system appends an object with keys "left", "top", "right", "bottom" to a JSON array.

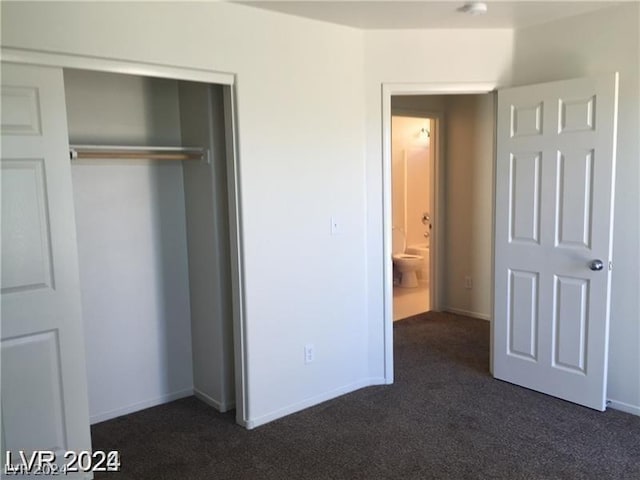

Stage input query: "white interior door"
[
  {"left": 493, "top": 73, "right": 619, "bottom": 411},
  {"left": 1, "top": 63, "right": 92, "bottom": 473}
]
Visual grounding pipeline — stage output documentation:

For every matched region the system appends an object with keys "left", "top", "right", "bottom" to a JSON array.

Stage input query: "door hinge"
[{"left": 609, "top": 261, "right": 613, "bottom": 271}]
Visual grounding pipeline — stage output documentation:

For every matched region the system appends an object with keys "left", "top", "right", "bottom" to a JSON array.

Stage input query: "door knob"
[{"left": 589, "top": 259, "right": 604, "bottom": 271}]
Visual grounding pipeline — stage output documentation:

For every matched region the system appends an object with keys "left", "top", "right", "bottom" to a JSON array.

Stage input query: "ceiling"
[{"left": 235, "top": 1, "right": 621, "bottom": 29}]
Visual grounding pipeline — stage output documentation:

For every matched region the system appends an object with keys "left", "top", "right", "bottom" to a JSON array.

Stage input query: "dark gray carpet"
[{"left": 92, "top": 312, "right": 640, "bottom": 479}]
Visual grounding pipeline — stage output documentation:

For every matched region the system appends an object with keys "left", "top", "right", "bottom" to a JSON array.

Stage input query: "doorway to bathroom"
[
  {"left": 388, "top": 91, "right": 496, "bottom": 326},
  {"left": 391, "top": 111, "right": 438, "bottom": 321}
]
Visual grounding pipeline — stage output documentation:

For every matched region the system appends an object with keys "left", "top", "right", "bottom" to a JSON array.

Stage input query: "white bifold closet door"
[{"left": 1, "top": 63, "right": 92, "bottom": 474}]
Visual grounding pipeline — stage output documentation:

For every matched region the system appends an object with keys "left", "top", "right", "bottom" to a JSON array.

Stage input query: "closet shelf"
[{"left": 69, "top": 145, "right": 209, "bottom": 163}]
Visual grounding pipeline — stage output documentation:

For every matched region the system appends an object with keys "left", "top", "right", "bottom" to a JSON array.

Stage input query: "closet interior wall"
[{"left": 64, "top": 69, "right": 234, "bottom": 424}]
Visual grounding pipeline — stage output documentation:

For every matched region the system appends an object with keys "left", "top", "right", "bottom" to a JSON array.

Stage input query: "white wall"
[
  {"left": 179, "top": 81, "right": 235, "bottom": 412},
  {"left": 365, "top": 29, "right": 514, "bottom": 375},
  {"left": 392, "top": 95, "right": 449, "bottom": 114},
  {"left": 4, "top": 1, "right": 637, "bottom": 427},
  {"left": 64, "top": 69, "right": 183, "bottom": 146},
  {"left": 391, "top": 118, "right": 407, "bottom": 242},
  {"left": 1, "top": 1, "right": 368, "bottom": 427},
  {"left": 445, "top": 95, "right": 494, "bottom": 320},
  {"left": 391, "top": 115, "right": 431, "bottom": 248},
  {"left": 72, "top": 163, "right": 193, "bottom": 424},
  {"left": 512, "top": 3, "right": 640, "bottom": 414},
  {"left": 66, "top": 70, "right": 193, "bottom": 423}
]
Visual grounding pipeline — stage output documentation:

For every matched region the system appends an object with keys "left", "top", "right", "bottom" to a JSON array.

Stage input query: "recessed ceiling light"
[{"left": 459, "top": 2, "right": 488, "bottom": 16}]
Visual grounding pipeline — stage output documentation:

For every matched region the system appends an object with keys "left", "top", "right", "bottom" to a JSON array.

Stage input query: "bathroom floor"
[{"left": 393, "top": 282, "right": 429, "bottom": 321}]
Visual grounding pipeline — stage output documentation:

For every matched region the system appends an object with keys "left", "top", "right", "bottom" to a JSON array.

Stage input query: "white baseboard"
[
  {"left": 90, "top": 388, "right": 194, "bottom": 424},
  {"left": 368, "top": 376, "right": 388, "bottom": 386},
  {"left": 234, "top": 416, "right": 249, "bottom": 428},
  {"left": 193, "top": 388, "right": 235, "bottom": 413},
  {"left": 245, "top": 377, "right": 383, "bottom": 429},
  {"left": 444, "top": 307, "right": 491, "bottom": 321},
  {"left": 607, "top": 398, "right": 640, "bottom": 416}
]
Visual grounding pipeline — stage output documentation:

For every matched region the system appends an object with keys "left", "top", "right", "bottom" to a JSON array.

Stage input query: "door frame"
[
  {"left": 382, "top": 82, "right": 497, "bottom": 383},
  {"left": 1, "top": 47, "right": 250, "bottom": 427}
]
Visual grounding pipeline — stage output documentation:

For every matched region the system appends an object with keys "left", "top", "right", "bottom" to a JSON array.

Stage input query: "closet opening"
[{"left": 63, "top": 68, "right": 243, "bottom": 426}]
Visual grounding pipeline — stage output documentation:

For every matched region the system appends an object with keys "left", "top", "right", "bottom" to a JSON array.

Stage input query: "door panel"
[
  {"left": 1, "top": 85, "right": 43, "bottom": 135},
  {"left": 508, "top": 269, "right": 538, "bottom": 361},
  {"left": 555, "top": 149, "right": 593, "bottom": 248},
  {"left": 1, "top": 158, "right": 54, "bottom": 293},
  {"left": 494, "top": 74, "right": 618, "bottom": 411},
  {"left": 2, "top": 332, "right": 67, "bottom": 454},
  {"left": 553, "top": 275, "right": 588, "bottom": 373},
  {"left": 558, "top": 96, "right": 594, "bottom": 133},
  {"left": 509, "top": 152, "right": 541, "bottom": 244},
  {"left": 510, "top": 102, "right": 543, "bottom": 137},
  {"left": 1, "top": 63, "right": 92, "bottom": 476}
]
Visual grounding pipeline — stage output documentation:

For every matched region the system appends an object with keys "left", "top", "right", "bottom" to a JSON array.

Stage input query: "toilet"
[
  {"left": 392, "top": 228, "right": 423, "bottom": 288},
  {"left": 406, "top": 243, "right": 430, "bottom": 286}
]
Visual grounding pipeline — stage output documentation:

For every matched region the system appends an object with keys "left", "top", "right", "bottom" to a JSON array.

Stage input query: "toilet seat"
[
  {"left": 392, "top": 228, "right": 423, "bottom": 288},
  {"left": 393, "top": 253, "right": 421, "bottom": 260}
]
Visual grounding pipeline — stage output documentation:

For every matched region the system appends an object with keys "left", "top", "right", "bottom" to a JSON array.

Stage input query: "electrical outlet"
[
  {"left": 304, "top": 344, "right": 314, "bottom": 364},
  {"left": 465, "top": 276, "right": 473, "bottom": 289}
]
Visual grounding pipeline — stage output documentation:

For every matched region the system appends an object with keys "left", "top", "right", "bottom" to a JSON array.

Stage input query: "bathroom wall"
[
  {"left": 391, "top": 115, "right": 431, "bottom": 249},
  {"left": 391, "top": 117, "right": 406, "bottom": 242}
]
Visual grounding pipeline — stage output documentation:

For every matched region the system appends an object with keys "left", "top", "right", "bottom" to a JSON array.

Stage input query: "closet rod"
[{"left": 69, "top": 145, "right": 209, "bottom": 163}]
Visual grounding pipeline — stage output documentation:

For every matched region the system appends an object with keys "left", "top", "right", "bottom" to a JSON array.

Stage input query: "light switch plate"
[{"left": 331, "top": 216, "right": 341, "bottom": 235}]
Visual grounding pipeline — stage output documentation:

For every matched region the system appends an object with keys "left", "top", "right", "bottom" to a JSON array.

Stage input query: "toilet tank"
[{"left": 406, "top": 243, "right": 429, "bottom": 284}]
